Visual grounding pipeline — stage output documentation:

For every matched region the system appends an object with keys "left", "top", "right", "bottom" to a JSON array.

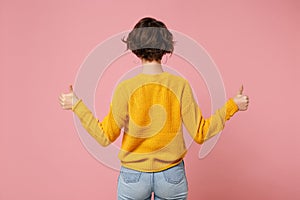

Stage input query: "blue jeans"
[{"left": 117, "top": 161, "right": 188, "bottom": 200}]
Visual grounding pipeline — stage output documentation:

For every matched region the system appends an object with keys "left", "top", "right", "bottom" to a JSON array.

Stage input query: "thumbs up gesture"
[
  {"left": 59, "top": 85, "right": 79, "bottom": 110},
  {"left": 233, "top": 85, "right": 249, "bottom": 111}
]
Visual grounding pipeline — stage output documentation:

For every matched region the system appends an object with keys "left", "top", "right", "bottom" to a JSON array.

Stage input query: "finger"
[
  {"left": 60, "top": 93, "right": 67, "bottom": 98},
  {"left": 62, "top": 105, "right": 71, "bottom": 110},
  {"left": 238, "top": 84, "right": 244, "bottom": 95},
  {"left": 242, "top": 96, "right": 247, "bottom": 100},
  {"left": 69, "top": 85, "right": 73, "bottom": 92},
  {"left": 59, "top": 101, "right": 65, "bottom": 107},
  {"left": 245, "top": 96, "right": 249, "bottom": 103},
  {"left": 59, "top": 95, "right": 65, "bottom": 101}
]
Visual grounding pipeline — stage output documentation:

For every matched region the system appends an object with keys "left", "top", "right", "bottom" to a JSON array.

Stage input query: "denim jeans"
[{"left": 117, "top": 161, "right": 188, "bottom": 200}]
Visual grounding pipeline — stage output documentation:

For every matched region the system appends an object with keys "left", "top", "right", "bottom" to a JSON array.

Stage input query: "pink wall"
[{"left": 1, "top": 0, "right": 299, "bottom": 199}]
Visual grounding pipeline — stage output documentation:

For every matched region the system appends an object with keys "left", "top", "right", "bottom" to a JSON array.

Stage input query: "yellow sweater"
[{"left": 72, "top": 72, "right": 239, "bottom": 172}]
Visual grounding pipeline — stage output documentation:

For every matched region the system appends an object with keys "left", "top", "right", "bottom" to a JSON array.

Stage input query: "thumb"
[
  {"left": 238, "top": 84, "right": 243, "bottom": 95},
  {"left": 69, "top": 85, "right": 73, "bottom": 93}
]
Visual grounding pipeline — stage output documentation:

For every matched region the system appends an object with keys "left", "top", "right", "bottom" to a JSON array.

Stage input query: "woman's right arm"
[{"left": 59, "top": 85, "right": 121, "bottom": 147}]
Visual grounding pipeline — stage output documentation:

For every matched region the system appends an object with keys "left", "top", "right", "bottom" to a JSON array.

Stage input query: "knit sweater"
[{"left": 72, "top": 72, "right": 239, "bottom": 172}]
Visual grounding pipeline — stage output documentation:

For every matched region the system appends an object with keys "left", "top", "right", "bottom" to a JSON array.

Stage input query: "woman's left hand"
[{"left": 233, "top": 85, "right": 249, "bottom": 111}]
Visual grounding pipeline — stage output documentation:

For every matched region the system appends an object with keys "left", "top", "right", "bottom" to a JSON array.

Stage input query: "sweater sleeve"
[
  {"left": 72, "top": 100, "right": 121, "bottom": 147},
  {"left": 181, "top": 80, "right": 239, "bottom": 144}
]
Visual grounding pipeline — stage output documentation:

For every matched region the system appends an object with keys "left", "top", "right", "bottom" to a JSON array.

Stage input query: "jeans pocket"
[
  {"left": 163, "top": 162, "right": 185, "bottom": 184},
  {"left": 120, "top": 167, "right": 142, "bottom": 183}
]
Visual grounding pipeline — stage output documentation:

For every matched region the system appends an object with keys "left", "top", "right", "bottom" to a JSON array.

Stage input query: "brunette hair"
[{"left": 122, "top": 17, "right": 174, "bottom": 62}]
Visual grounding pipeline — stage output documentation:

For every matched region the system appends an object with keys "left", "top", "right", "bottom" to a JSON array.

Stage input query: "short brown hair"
[{"left": 123, "top": 17, "right": 174, "bottom": 62}]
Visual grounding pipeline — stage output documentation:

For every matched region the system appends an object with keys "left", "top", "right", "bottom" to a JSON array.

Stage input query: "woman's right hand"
[{"left": 59, "top": 85, "right": 79, "bottom": 110}]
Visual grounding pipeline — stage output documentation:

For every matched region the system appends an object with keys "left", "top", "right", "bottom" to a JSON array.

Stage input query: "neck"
[{"left": 141, "top": 59, "right": 164, "bottom": 74}]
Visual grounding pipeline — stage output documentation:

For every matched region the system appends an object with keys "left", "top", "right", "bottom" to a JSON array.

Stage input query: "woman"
[{"left": 59, "top": 17, "right": 249, "bottom": 200}]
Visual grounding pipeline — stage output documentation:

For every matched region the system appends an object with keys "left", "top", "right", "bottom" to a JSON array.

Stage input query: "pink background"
[{"left": 1, "top": 0, "right": 299, "bottom": 199}]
